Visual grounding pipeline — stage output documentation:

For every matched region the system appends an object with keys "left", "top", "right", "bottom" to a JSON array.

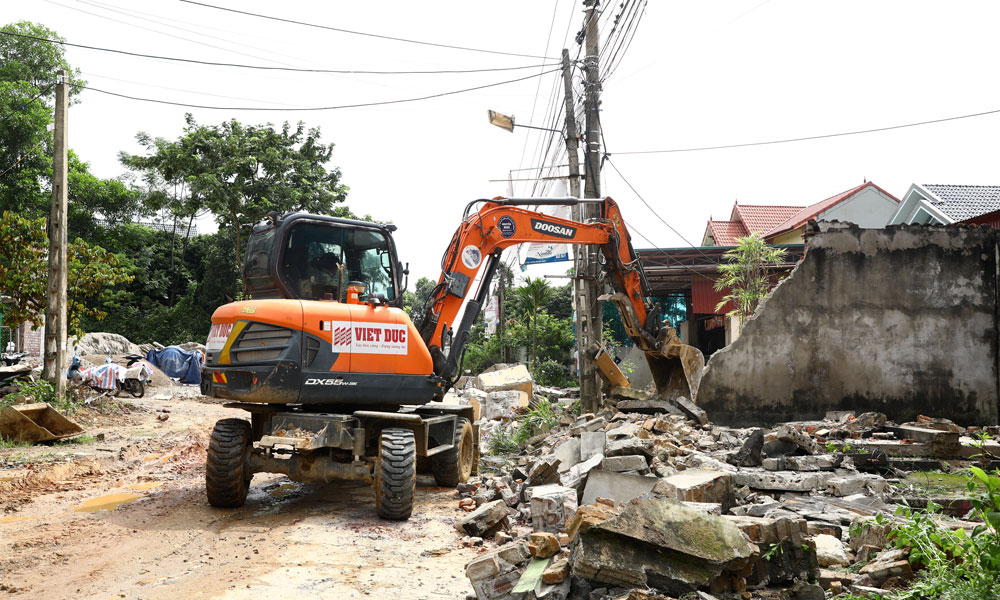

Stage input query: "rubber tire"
[
  {"left": 126, "top": 379, "right": 145, "bottom": 398},
  {"left": 206, "top": 418, "right": 253, "bottom": 508},
  {"left": 431, "top": 417, "right": 474, "bottom": 487},
  {"left": 374, "top": 428, "right": 416, "bottom": 520}
]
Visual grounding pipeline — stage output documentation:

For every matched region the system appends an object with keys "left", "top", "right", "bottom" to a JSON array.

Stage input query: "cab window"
[{"left": 281, "top": 222, "right": 396, "bottom": 302}]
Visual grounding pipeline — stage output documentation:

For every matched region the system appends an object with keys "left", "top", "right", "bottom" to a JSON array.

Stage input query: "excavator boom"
[{"left": 419, "top": 196, "right": 704, "bottom": 400}]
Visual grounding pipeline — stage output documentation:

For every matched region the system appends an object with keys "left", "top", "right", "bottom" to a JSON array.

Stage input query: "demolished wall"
[{"left": 698, "top": 222, "right": 1000, "bottom": 426}]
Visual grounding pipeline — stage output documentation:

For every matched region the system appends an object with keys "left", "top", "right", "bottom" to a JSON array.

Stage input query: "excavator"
[{"left": 199, "top": 197, "right": 704, "bottom": 519}]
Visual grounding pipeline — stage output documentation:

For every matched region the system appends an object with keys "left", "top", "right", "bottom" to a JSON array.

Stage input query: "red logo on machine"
[{"left": 329, "top": 321, "right": 408, "bottom": 355}]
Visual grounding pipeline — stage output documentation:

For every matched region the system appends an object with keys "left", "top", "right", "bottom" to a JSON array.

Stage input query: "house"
[
  {"left": 638, "top": 182, "right": 900, "bottom": 357},
  {"left": 889, "top": 184, "right": 1000, "bottom": 225},
  {"left": 763, "top": 181, "right": 900, "bottom": 244},
  {"left": 702, "top": 204, "right": 803, "bottom": 246}
]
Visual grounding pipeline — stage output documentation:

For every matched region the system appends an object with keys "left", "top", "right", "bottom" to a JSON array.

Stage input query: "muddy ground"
[{"left": 0, "top": 388, "right": 477, "bottom": 599}]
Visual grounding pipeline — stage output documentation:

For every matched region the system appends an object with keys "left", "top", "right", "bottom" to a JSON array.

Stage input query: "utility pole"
[
  {"left": 43, "top": 69, "right": 68, "bottom": 397},
  {"left": 497, "top": 268, "right": 506, "bottom": 363},
  {"left": 573, "top": 0, "right": 604, "bottom": 413}
]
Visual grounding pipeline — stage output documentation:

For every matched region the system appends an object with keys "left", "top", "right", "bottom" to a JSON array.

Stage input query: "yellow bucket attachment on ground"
[{"left": 0, "top": 402, "right": 84, "bottom": 444}]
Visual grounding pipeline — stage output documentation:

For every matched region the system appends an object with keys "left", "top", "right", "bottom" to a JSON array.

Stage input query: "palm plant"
[
  {"left": 513, "top": 277, "right": 552, "bottom": 369},
  {"left": 714, "top": 233, "right": 786, "bottom": 325}
]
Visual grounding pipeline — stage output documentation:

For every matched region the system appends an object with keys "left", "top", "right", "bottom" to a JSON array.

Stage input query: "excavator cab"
[{"left": 244, "top": 214, "right": 403, "bottom": 305}]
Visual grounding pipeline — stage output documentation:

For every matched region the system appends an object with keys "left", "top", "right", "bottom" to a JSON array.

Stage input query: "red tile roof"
[
  {"left": 765, "top": 181, "right": 900, "bottom": 237},
  {"left": 730, "top": 204, "right": 804, "bottom": 236},
  {"left": 704, "top": 220, "right": 747, "bottom": 246}
]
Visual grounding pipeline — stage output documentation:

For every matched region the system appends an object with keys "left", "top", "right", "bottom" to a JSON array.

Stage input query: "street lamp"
[{"left": 487, "top": 110, "right": 562, "bottom": 133}]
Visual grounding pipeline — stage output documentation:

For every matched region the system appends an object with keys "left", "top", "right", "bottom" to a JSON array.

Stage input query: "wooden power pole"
[{"left": 43, "top": 69, "right": 69, "bottom": 396}]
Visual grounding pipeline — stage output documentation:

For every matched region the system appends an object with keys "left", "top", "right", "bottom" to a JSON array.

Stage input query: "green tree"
[
  {"left": 402, "top": 276, "right": 437, "bottom": 326},
  {"left": 0, "top": 211, "right": 132, "bottom": 339},
  {"left": 120, "top": 114, "right": 350, "bottom": 280},
  {"left": 714, "top": 232, "right": 786, "bottom": 324},
  {"left": 512, "top": 277, "right": 553, "bottom": 370}
]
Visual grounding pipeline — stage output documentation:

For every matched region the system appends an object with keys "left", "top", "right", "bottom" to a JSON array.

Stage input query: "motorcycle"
[{"left": 68, "top": 354, "right": 151, "bottom": 399}]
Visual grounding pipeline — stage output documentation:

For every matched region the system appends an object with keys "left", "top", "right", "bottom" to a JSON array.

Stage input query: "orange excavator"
[{"left": 200, "top": 197, "right": 703, "bottom": 519}]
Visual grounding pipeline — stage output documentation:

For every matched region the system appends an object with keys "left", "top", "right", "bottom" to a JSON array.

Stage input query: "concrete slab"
[
  {"left": 581, "top": 470, "right": 657, "bottom": 505},
  {"left": 579, "top": 431, "right": 606, "bottom": 461}
]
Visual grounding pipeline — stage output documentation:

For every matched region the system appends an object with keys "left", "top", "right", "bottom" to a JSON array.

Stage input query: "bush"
[
  {"left": 846, "top": 466, "right": 1000, "bottom": 600},
  {"left": 533, "top": 359, "right": 575, "bottom": 387}
]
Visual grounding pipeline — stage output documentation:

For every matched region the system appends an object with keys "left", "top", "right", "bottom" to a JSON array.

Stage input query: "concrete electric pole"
[
  {"left": 574, "top": 0, "right": 604, "bottom": 413},
  {"left": 43, "top": 69, "right": 69, "bottom": 396}
]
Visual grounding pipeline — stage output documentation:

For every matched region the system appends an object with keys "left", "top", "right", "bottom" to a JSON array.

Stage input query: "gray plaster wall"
[{"left": 697, "top": 222, "right": 999, "bottom": 426}]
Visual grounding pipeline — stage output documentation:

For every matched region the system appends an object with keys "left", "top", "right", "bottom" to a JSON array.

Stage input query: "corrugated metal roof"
[
  {"left": 923, "top": 184, "right": 1000, "bottom": 221},
  {"left": 706, "top": 220, "right": 747, "bottom": 246},
  {"left": 765, "top": 181, "right": 899, "bottom": 237},
  {"left": 731, "top": 204, "right": 804, "bottom": 235}
]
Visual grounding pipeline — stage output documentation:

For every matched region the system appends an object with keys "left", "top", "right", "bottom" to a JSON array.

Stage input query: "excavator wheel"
[
  {"left": 431, "top": 417, "right": 474, "bottom": 487},
  {"left": 206, "top": 418, "right": 253, "bottom": 508},
  {"left": 374, "top": 428, "right": 416, "bottom": 520}
]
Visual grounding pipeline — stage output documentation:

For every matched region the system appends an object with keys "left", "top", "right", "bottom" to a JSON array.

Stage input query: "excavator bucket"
[
  {"left": 0, "top": 402, "right": 84, "bottom": 444},
  {"left": 601, "top": 292, "right": 705, "bottom": 401},
  {"left": 645, "top": 341, "right": 705, "bottom": 401}
]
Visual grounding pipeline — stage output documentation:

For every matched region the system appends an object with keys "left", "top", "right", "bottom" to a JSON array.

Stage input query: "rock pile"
[{"left": 452, "top": 365, "right": 1000, "bottom": 599}]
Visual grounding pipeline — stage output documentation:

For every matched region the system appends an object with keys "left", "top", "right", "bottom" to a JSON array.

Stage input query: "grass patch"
[{"left": 55, "top": 433, "right": 97, "bottom": 446}]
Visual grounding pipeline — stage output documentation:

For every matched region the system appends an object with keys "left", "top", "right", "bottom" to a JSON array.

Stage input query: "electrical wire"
[
  {"left": 79, "top": 71, "right": 307, "bottom": 106},
  {"left": 47, "top": 0, "right": 298, "bottom": 66},
  {"left": 0, "top": 31, "right": 557, "bottom": 75},
  {"left": 605, "top": 157, "right": 718, "bottom": 265},
  {"left": 0, "top": 83, "right": 55, "bottom": 124},
  {"left": 68, "top": 68, "right": 561, "bottom": 111},
  {"left": 0, "top": 138, "right": 46, "bottom": 179},
  {"left": 602, "top": 0, "right": 647, "bottom": 81},
  {"left": 611, "top": 106, "right": 1000, "bottom": 155},
  {"left": 176, "top": 0, "right": 559, "bottom": 60}
]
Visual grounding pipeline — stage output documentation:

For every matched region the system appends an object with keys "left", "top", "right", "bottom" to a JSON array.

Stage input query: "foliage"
[
  {"left": 714, "top": 232, "right": 786, "bottom": 324},
  {"left": 513, "top": 277, "right": 553, "bottom": 369},
  {"left": 0, "top": 211, "right": 132, "bottom": 339},
  {"left": 533, "top": 359, "right": 575, "bottom": 387},
  {"left": 3, "top": 379, "right": 59, "bottom": 410},
  {"left": 483, "top": 424, "right": 520, "bottom": 456},
  {"left": 849, "top": 467, "right": 1000, "bottom": 600},
  {"left": 402, "top": 276, "right": 436, "bottom": 327},
  {"left": 485, "top": 398, "right": 563, "bottom": 456},
  {"left": 120, "top": 114, "right": 350, "bottom": 280}
]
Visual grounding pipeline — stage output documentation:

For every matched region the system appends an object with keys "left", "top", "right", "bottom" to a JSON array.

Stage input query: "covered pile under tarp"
[{"left": 145, "top": 346, "right": 203, "bottom": 384}]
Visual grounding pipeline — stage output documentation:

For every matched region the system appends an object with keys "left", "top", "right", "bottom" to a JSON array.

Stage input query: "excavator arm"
[{"left": 418, "top": 197, "right": 704, "bottom": 400}]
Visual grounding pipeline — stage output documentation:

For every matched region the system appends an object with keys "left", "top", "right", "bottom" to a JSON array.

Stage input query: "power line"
[
  {"left": 0, "top": 31, "right": 557, "bottom": 75},
  {"left": 0, "top": 83, "right": 55, "bottom": 124},
  {"left": 79, "top": 71, "right": 305, "bottom": 106},
  {"left": 68, "top": 68, "right": 561, "bottom": 111},
  {"left": 177, "top": 0, "right": 558, "bottom": 60},
  {"left": 48, "top": 0, "right": 297, "bottom": 67},
  {"left": 0, "top": 138, "right": 46, "bottom": 178},
  {"left": 605, "top": 157, "right": 718, "bottom": 265},
  {"left": 611, "top": 106, "right": 1000, "bottom": 155}
]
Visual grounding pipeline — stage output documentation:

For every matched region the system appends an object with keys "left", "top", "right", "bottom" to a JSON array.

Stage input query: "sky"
[{"left": 6, "top": 0, "right": 1000, "bottom": 286}]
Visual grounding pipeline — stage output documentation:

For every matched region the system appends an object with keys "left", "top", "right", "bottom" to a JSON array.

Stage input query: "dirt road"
[{"left": 0, "top": 390, "right": 477, "bottom": 599}]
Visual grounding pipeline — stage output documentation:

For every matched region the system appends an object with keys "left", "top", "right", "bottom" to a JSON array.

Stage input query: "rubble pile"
[{"left": 451, "top": 365, "right": 1000, "bottom": 599}]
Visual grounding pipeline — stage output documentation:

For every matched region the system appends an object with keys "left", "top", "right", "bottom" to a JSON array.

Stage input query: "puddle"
[
  {"left": 269, "top": 483, "right": 301, "bottom": 498},
  {"left": 127, "top": 481, "right": 164, "bottom": 492},
  {"left": 74, "top": 493, "right": 143, "bottom": 513},
  {"left": 0, "top": 515, "right": 33, "bottom": 524}
]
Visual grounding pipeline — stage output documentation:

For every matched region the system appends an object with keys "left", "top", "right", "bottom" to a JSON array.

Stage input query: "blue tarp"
[{"left": 145, "top": 346, "right": 203, "bottom": 384}]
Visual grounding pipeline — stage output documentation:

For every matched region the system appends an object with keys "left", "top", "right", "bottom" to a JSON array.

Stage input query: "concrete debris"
[
  {"left": 457, "top": 499, "right": 510, "bottom": 538},
  {"left": 573, "top": 498, "right": 754, "bottom": 595},
  {"left": 474, "top": 364, "right": 534, "bottom": 396},
  {"left": 812, "top": 533, "right": 850, "bottom": 567},
  {"left": 457, "top": 374, "right": 992, "bottom": 600},
  {"left": 529, "top": 485, "right": 577, "bottom": 533}
]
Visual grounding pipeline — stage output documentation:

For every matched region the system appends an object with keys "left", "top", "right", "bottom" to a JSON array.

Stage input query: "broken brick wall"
[{"left": 698, "top": 222, "right": 999, "bottom": 426}]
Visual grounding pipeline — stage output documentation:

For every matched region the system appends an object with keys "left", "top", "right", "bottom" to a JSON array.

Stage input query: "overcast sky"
[{"left": 6, "top": 0, "right": 1000, "bottom": 285}]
